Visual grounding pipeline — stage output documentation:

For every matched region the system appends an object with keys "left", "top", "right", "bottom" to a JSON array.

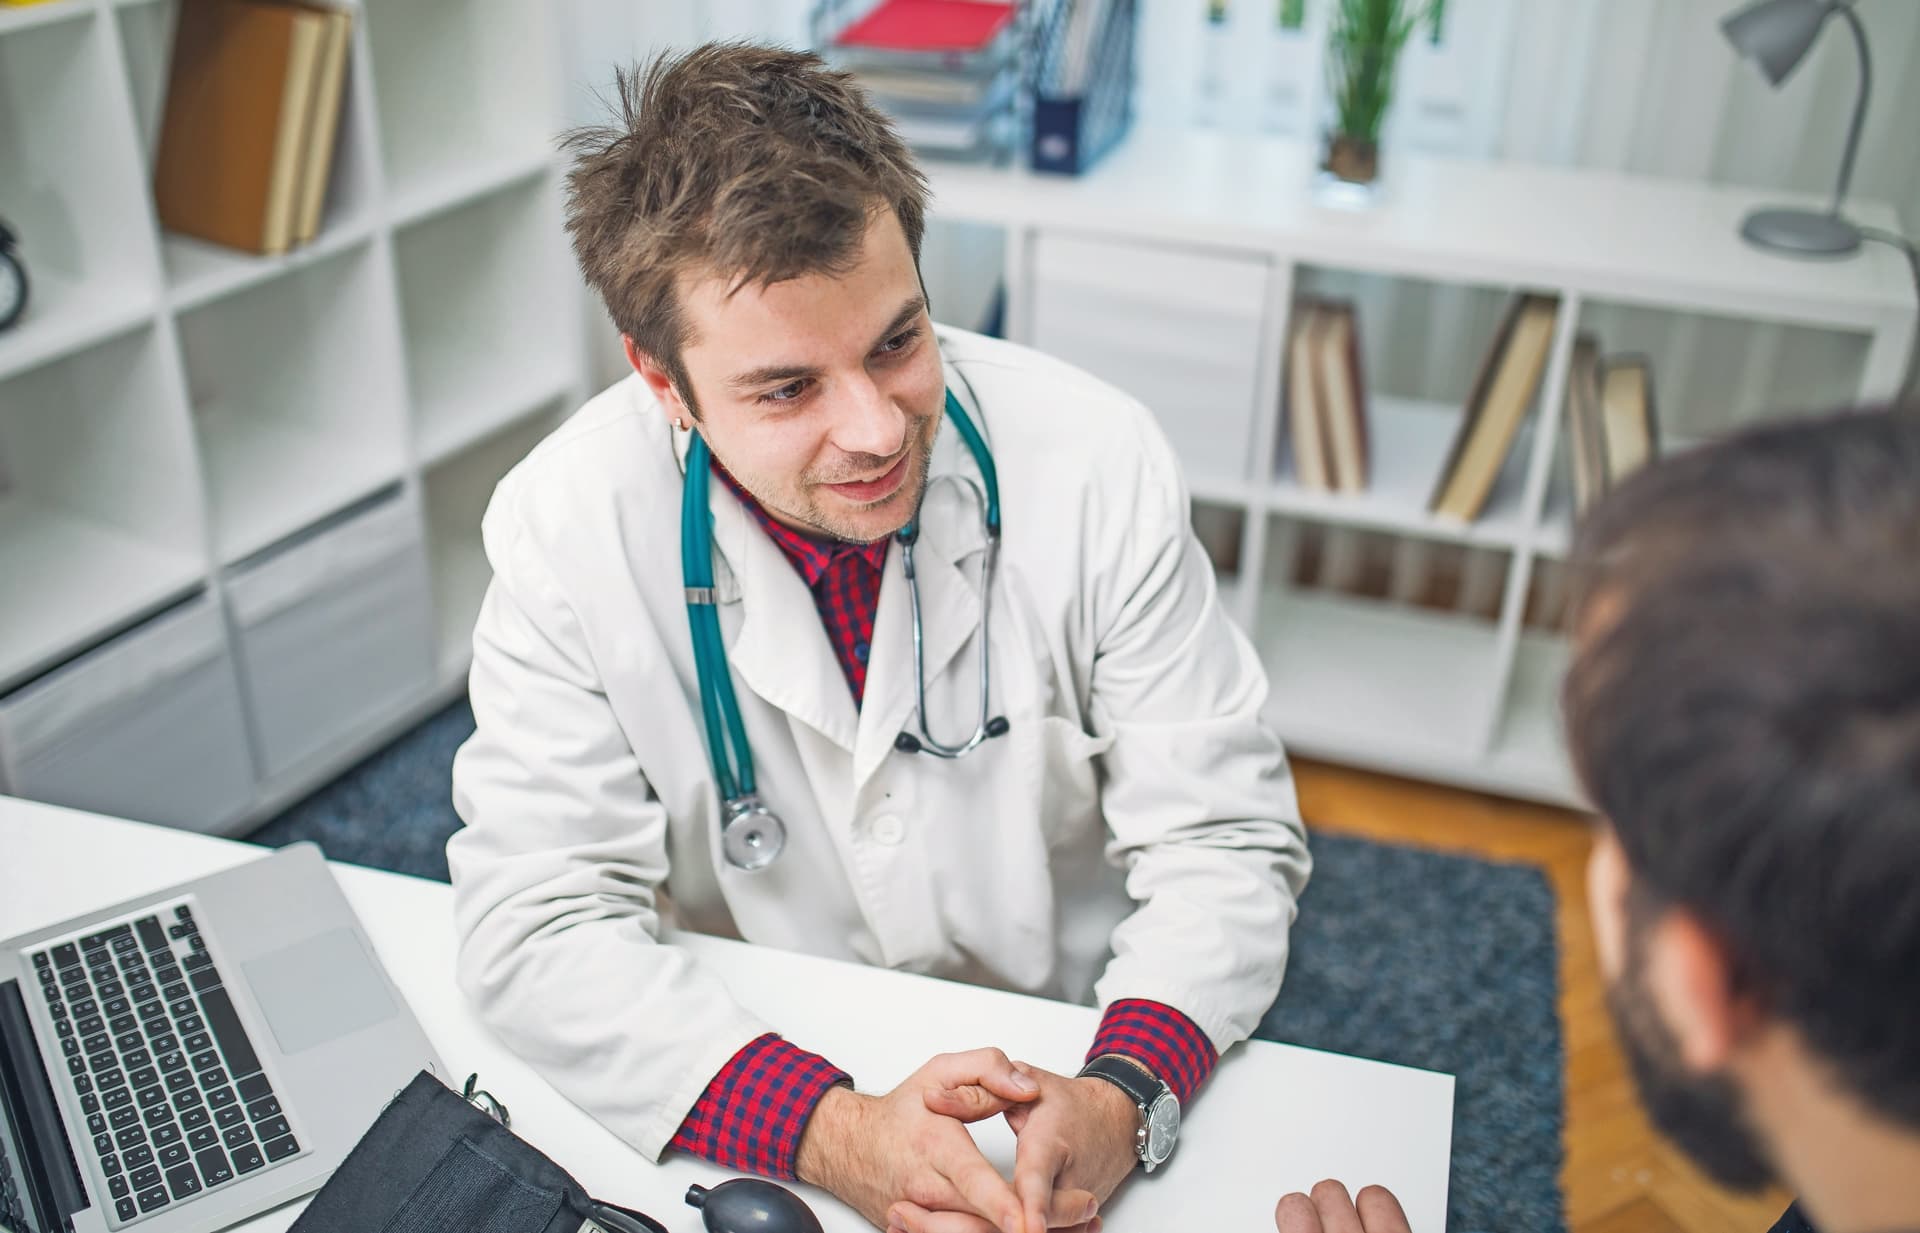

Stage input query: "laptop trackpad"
[{"left": 241, "top": 929, "right": 397, "bottom": 1056}]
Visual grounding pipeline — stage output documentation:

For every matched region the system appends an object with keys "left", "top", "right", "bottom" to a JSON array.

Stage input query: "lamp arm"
[{"left": 1830, "top": 2, "right": 1871, "bottom": 215}]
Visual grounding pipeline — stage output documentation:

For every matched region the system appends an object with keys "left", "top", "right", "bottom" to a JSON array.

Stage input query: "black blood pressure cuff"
[{"left": 290, "top": 1070, "right": 665, "bottom": 1233}]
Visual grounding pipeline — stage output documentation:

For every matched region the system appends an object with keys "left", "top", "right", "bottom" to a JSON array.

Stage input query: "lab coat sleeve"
[
  {"left": 446, "top": 485, "right": 774, "bottom": 1160},
  {"left": 1085, "top": 414, "right": 1313, "bottom": 1057}
]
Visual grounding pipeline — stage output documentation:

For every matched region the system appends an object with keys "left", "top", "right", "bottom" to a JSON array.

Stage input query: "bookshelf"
[
  {"left": 928, "top": 125, "right": 1916, "bottom": 807},
  {"left": 422, "top": 407, "right": 567, "bottom": 684},
  {"left": 0, "top": 0, "right": 588, "bottom": 833}
]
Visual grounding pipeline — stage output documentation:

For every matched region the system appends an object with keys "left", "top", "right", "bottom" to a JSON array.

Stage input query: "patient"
[{"left": 1275, "top": 407, "right": 1920, "bottom": 1233}]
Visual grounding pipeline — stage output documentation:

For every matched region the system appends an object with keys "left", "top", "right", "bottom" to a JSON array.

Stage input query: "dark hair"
[
  {"left": 559, "top": 42, "right": 929, "bottom": 413},
  {"left": 1564, "top": 405, "right": 1920, "bottom": 1128}
]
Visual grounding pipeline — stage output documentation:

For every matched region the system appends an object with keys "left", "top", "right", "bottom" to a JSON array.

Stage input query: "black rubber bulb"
[{"left": 685, "top": 1178, "right": 826, "bottom": 1233}]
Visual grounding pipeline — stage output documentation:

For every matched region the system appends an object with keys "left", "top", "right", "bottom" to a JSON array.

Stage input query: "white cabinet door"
[
  {"left": 0, "top": 596, "right": 256, "bottom": 833},
  {"left": 226, "top": 496, "right": 436, "bottom": 780},
  {"left": 1030, "top": 231, "right": 1272, "bottom": 487}
]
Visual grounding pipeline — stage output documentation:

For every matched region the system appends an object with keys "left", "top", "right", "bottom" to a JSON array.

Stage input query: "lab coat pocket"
[{"left": 1034, "top": 714, "right": 1114, "bottom": 850}]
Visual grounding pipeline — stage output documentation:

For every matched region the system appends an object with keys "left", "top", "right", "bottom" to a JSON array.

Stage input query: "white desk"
[{"left": 0, "top": 797, "right": 1455, "bottom": 1232}]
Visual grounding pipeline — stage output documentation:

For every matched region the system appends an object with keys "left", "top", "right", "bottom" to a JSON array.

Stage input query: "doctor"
[{"left": 448, "top": 42, "right": 1311, "bottom": 1233}]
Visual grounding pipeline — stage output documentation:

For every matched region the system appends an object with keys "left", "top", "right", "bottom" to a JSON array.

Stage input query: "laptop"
[{"left": 0, "top": 843, "right": 445, "bottom": 1233}]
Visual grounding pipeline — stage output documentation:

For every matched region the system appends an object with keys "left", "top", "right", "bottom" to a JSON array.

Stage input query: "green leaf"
[{"left": 1325, "top": 0, "right": 1431, "bottom": 140}]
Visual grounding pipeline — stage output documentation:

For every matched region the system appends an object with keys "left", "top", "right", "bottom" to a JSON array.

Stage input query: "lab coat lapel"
[
  {"left": 674, "top": 426, "right": 858, "bottom": 754},
  {"left": 854, "top": 420, "right": 986, "bottom": 788}
]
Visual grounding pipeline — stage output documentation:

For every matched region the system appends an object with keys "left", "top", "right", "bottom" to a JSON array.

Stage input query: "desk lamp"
[{"left": 1720, "top": 0, "right": 1873, "bottom": 256}]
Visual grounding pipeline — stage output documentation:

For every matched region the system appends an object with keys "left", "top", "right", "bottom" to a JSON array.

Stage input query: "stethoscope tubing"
[{"left": 683, "top": 381, "right": 1002, "bottom": 867}]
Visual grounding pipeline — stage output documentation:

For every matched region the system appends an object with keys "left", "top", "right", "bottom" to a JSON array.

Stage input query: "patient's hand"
[
  {"left": 1274, "top": 1180, "right": 1413, "bottom": 1233},
  {"left": 794, "top": 1048, "right": 1098, "bottom": 1233}
]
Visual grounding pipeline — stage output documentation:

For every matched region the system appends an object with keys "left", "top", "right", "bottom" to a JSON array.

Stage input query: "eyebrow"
[{"left": 723, "top": 295, "right": 927, "bottom": 391}]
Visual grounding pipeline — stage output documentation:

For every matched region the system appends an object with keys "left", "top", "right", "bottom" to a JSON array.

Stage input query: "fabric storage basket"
[
  {"left": 225, "top": 494, "right": 436, "bottom": 780},
  {"left": 0, "top": 594, "right": 257, "bottom": 832}
]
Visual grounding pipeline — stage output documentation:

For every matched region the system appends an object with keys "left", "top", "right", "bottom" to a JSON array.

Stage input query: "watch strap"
[{"left": 1076, "top": 1054, "right": 1164, "bottom": 1110}]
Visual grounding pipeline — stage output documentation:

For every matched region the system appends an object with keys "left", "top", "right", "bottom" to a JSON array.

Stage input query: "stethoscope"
[{"left": 682, "top": 386, "right": 1010, "bottom": 872}]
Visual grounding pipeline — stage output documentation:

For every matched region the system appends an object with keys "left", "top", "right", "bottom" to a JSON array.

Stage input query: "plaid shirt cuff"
[
  {"left": 1085, "top": 999, "right": 1217, "bottom": 1106},
  {"left": 668, "top": 1033, "right": 851, "bottom": 1179}
]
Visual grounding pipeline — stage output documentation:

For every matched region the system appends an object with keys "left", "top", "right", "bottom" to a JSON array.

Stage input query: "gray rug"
[
  {"left": 250, "top": 697, "right": 1566, "bottom": 1232},
  {"left": 1257, "top": 835, "right": 1565, "bottom": 1232}
]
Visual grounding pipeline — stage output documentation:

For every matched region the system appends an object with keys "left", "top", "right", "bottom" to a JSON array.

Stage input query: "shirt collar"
[{"left": 710, "top": 458, "right": 890, "bottom": 586}]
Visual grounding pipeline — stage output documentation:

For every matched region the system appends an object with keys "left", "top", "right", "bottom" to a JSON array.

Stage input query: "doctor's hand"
[
  {"left": 1274, "top": 1180, "right": 1413, "bottom": 1233},
  {"left": 795, "top": 1048, "right": 1100, "bottom": 1233},
  {"left": 920, "top": 1062, "right": 1135, "bottom": 1233}
]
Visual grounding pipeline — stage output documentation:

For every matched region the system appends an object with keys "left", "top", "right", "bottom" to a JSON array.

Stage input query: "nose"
[{"left": 829, "top": 372, "right": 908, "bottom": 463}]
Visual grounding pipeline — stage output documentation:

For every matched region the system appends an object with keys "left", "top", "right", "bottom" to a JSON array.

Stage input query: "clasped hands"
[{"left": 795, "top": 1048, "right": 1140, "bottom": 1233}]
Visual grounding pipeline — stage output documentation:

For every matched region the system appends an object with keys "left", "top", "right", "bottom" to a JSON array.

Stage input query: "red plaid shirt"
[
  {"left": 712, "top": 464, "right": 887, "bottom": 702},
  {"left": 669, "top": 463, "right": 1218, "bottom": 1178}
]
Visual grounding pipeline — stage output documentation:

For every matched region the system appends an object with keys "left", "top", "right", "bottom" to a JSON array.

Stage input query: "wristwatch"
[
  {"left": 1077, "top": 1054, "right": 1180, "bottom": 1173},
  {"left": 0, "top": 219, "right": 27, "bottom": 333}
]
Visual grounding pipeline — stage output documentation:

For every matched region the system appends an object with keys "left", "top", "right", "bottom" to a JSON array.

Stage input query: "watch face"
[
  {"left": 0, "top": 252, "right": 24, "bottom": 330},
  {"left": 1145, "top": 1091, "right": 1180, "bottom": 1164}
]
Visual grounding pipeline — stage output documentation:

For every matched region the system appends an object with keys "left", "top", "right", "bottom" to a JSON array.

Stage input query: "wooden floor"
[{"left": 1292, "top": 758, "right": 1793, "bottom": 1233}]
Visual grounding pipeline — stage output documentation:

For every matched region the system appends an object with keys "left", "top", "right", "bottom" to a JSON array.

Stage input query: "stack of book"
[
  {"left": 154, "top": 0, "right": 353, "bottom": 257},
  {"left": 1283, "top": 298, "right": 1371, "bottom": 494},
  {"left": 1563, "top": 336, "right": 1658, "bottom": 516},
  {"left": 823, "top": 0, "right": 1023, "bottom": 161},
  {"left": 1426, "top": 294, "right": 1658, "bottom": 523}
]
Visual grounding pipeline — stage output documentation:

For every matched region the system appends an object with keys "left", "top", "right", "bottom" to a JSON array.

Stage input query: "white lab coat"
[{"left": 447, "top": 327, "right": 1311, "bottom": 1160}]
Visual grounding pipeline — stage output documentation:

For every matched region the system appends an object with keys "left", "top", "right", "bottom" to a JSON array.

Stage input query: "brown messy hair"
[
  {"left": 1563, "top": 404, "right": 1920, "bottom": 1130},
  {"left": 560, "top": 42, "right": 929, "bottom": 414}
]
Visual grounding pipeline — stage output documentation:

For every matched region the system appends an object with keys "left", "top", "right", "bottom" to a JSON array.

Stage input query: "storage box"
[
  {"left": 0, "top": 594, "right": 256, "bottom": 832},
  {"left": 226, "top": 494, "right": 435, "bottom": 779}
]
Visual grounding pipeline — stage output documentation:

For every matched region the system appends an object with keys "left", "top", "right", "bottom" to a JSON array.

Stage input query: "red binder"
[{"left": 837, "top": 0, "right": 1015, "bottom": 52}]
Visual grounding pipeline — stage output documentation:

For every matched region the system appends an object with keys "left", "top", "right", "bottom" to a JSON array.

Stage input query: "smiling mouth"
[{"left": 825, "top": 453, "right": 911, "bottom": 502}]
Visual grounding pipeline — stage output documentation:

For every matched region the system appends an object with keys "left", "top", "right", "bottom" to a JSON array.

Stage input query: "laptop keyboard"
[
  {"left": 0, "top": 1115, "right": 30, "bottom": 1230},
  {"left": 28, "top": 902, "right": 301, "bottom": 1227}
]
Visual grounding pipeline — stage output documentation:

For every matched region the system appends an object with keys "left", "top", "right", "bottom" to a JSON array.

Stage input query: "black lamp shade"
[{"left": 1722, "top": 0, "right": 1835, "bottom": 86}]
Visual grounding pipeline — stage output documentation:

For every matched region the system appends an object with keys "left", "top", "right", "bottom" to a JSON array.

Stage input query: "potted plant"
[{"left": 1319, "top": 0, "right": 1435, "bottom": 196}]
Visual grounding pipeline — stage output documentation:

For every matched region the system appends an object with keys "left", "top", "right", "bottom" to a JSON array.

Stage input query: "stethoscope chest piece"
[{"left": 720, "top": 795, "right": 785, "bottom": 872}]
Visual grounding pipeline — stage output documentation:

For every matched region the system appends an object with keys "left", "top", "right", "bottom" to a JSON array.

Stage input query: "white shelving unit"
[
  {"left": 0, "top": 324, "right": 205, "bottom": 689},
  {"left": 395, "top": 175, "right": 577, "bottom": 467},
  {"left": 928, "top": 126, "right": 1916, "bottom": 807},
  {"left": 179, "top": 240, "right": 412, "bottom": 564},
  {"left": 422, "top": 407, "right": 568, "bottom": 685},
  {"left": 0, "top": 0, "right": 588, "bottom": 834}
]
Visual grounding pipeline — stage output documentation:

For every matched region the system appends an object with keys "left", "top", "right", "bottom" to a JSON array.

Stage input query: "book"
[
  {"left": 837, "top": 0, "right": 1015, "bottom": 53},
  {"left": 1429, "top": 293, "right": 1559, "bottom": 521},
  {"left": 888, "top": 114, "right": 997, "bottom": 153},
  {"left": 1315, "top": 300, "right": 1370, "bottom": 493},
  {"left": 852, "top": 66, "right": 1003, "bottom": 107},
  {"left": 154, "top": 0, "right": 329, "bottom": 255},
  {"left": 1600, "top": 355, "right": 1658, "bottom": 483},
  {"left": 1565, "top": 334, "right": 1605, "bottom": 514},
  {"left": 290, "top": 5, "right": 353, "bottom": 246},
  {"left": 1285, "top": 301, "right": 1332, "bottom": 491}
]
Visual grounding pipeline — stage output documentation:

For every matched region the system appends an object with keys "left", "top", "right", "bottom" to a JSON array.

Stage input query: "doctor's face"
[{"left": 643, "top": 209, "right": 946, "bottom": 544}]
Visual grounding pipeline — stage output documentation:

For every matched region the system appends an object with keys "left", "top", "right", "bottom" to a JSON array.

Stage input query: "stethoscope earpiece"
[{"left": 895, "top": 716, "right": 1010, "bottom": 756}]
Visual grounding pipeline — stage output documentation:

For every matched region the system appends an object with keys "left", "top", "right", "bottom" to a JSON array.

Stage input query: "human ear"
[
  {"left": 1645, "top": 907, "right": 1756, "bottom": 1073},
  {"left": 624, "top": 336, "right": 692, "bottom": 428}
]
